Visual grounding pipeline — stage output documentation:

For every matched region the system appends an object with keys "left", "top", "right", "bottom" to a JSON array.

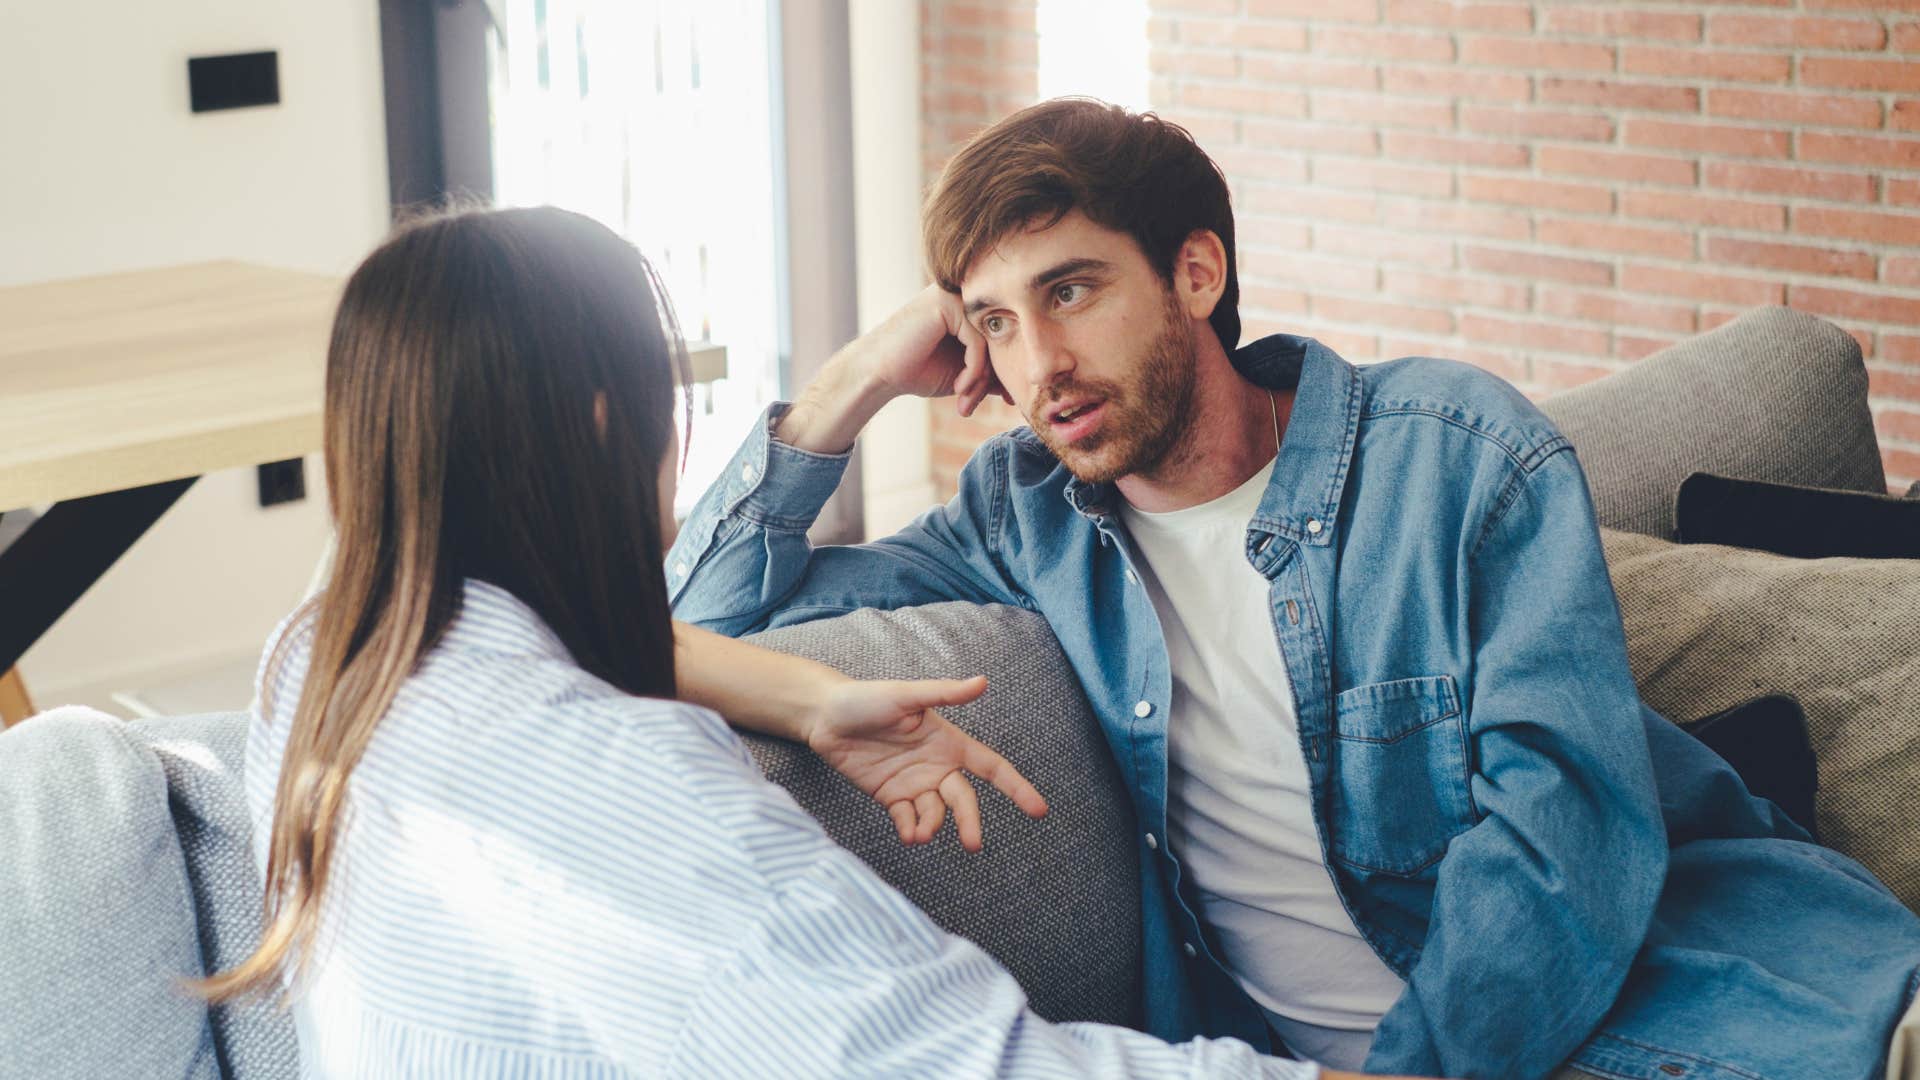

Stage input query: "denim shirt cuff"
[{"left": 719, "top": 402, "right": 851, "bottom": 531}]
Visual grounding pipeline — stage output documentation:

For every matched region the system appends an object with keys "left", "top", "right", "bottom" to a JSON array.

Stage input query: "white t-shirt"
[{"left": 1119, "top": 458, "right": 1404, "bottom": 1071}]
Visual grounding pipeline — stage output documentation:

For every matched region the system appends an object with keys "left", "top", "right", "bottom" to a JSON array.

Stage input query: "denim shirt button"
[
  {"left": 1306, "top": 517, "right": 1324, "bottom": 535},
  {"left": 1144, "top": 832, "right": 1158, "bottom": 850},
  {"left": 673, "top": 561, "right": 688, "bottom": 579},
  {"left": 1182, "top": 942, "right": 1198, "bottom": 959},
  {"left": 1134, "top": 700, "right": 1153, "bottom": 718},
  {"left": 1125, "top": 568, "right": 1139, "bottom": 585},
  {"left": 740, "top": 461, "right": 757, "bottom": 483}
]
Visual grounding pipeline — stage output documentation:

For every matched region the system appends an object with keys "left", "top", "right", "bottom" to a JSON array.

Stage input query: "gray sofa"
[{"left": 1, "top": 307, "right": 1906, "bottom": 1079}]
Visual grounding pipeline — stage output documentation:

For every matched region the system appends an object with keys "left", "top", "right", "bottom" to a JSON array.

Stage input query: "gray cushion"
[
  {"left": 131, "top": 713, "right": 300, "bottom": 1080},
  {"left": 744, "top": 602, "right": 1143, "bottom": 1026},
  {"left": 1602, "top": 528, "right": 1920, "bottom": 912},
  {"left": 0, "top": 707, "right": 219, "bottom": 1079},
  {"left": 1540, "top": 306, "right": 1886, "bottom": 539}
]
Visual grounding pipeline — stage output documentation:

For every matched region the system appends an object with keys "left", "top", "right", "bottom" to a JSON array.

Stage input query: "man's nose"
[{"left": 1020, "top": 319, "right": 1074, "bottom": 390}]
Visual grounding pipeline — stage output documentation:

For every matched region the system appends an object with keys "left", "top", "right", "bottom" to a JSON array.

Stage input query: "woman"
[{"left": 202, "top": 206, "right": 1338, "bottom": 1078}]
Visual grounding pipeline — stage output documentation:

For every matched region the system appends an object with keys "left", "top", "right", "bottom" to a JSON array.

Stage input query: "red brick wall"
[{"left": 922, "top": 0, "right": 1920, "bottom": 495}]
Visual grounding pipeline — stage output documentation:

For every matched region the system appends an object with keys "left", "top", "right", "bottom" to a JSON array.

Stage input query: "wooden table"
[{"left": 0, "top": 261, "right": 726, "bottom": 710}]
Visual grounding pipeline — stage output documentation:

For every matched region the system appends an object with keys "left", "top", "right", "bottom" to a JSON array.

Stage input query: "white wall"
[
  {"left": 3, "top": 1, "right": 389, "bottom": 707},
  {"left": 849, "top": 0, "right": 936, "bottom": 538}
]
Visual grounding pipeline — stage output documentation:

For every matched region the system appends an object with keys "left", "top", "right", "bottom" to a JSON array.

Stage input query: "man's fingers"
[
  {"left": 913, "top": 790, "right": 945, "bottom": 843},
  {"left": 965, "top": 741, "right": 1049, "bottom": 819},
  {"left": 887, "top": 801, "right": 917, "bottom": 844},
  {"left": 942, "top": 772, "right": 985, "bottom": 852}
]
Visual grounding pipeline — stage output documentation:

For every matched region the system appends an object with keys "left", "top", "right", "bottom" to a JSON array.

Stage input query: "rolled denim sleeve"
[
  {"left": 1363, "top": 447, "right": 1668, "bottom": 1080},
  {"left": 668, "top": 404, "right": 1028, "bottom": 636}
]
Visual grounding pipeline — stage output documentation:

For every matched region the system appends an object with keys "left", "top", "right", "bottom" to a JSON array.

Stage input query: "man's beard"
[{"left": 1031, "top": 288, "right": 1199, "bottom": 486}]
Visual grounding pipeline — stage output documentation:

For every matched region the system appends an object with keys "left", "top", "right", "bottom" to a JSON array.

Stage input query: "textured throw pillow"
[
  {"left": 0, "top": 707, "right": 220, "bottom": 1079},
  {"left": 1602, "top": 529, "right": 1920, "bottom": 912},
  {"left": 1675, "top": 472, "right": 1920, "bottom": 559},
  {"left": 744, "top": 602, "right": 1143, "bottom": 1027}
]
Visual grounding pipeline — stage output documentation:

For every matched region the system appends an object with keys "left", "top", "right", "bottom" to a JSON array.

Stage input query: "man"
[{"left": 669, "top": 98, "right": 1920, "bottom": 1078}]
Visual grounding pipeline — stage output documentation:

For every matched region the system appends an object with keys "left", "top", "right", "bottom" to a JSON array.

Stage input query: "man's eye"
[
  {"left": 983, "top": 315, "right": 1006, "bottom": 335},
  {"left": 1056, "top": 283, "right": 1088, "bottom": 305}
]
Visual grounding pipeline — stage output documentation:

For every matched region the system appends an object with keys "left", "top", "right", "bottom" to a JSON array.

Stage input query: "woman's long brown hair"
[{"left": 199, "top": 206, "right": 691, "bottom": 1001}]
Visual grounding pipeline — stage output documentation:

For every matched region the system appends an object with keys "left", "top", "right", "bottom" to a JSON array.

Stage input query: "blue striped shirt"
[{"left": 245, "top": 580, "right": 1317, "bottom": 1079}]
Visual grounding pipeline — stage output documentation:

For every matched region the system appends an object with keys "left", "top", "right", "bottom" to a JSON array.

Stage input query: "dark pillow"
[
  {"left": 1675, "top": 472, "right": 1920, "bottom": 559},
  {"left": 1681, "top": 695, "right": 1819, "bottom": 840}
]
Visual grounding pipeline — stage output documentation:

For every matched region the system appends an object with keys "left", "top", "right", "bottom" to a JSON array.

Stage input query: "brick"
[
  {"left": 1802, "top": 57, "right": 1920, "bottom": 95},
  {"left": 1237, "top": 121, "right": 1378, "bottom": 158},
  {"left": 1385, "top": 0, "right": 1532, "bottom": 32},
  {"left": 1315, "top": 223, "right": 1457, "bottom": 265},
  {"left": 1310, "top": 91, "right": 1455, "bottom": 130},
  {"left": 1623, "top": 119, "right": 1789, "bottom": 160},
  {"left": 1620, "top": 47, "right": 1792, "bottom": 83},
  {"left": 1383, "top": 131, "right": 1530, "bottom": 168},
  {"left": 1796, "top": 207, "right": 1920, "bottom": 246},
  {"left": 1621, "top": 264, "right": 1786, "bottom": 307},
  {"left": 1621, "top": 190, "right": 1786, "bottom": 231},
  {"left": 1535, "top": 359, "right": 1622, "bottom": 389},
  {"left": 1239, "top": 283, "right": 1312, "bottom": 315},
  {"left": 1539, "top": 79, "right": 1700, "bottom": 114},
  {"left": 940, "top": 4, "right": 1038, "bottom": 32},
  {"left": 1536, "top": 217, "right": 1695, "bottom": 260},
  {"left": 1871, "top": 357, "right": 1920, "bottom": 393},
  {"left": 1790, "top": 285, "right": 1920, "bottom": 327},
  {"left": 1312, "top": 27, "right": 1456, "bottom": 62},
  {"left": 1540, "top": 8, "right": 1702, "bottom": 42},
  {"left": 1246, "top": 0, "right": 1380, "bottom": 20},
  {"left": 1383, "top": 66, "right": 1532, "bottom": 103},
  {"left": 1458, "top": 37, "right": 1615, "bottom": 71},
  {"left": 1174, "top": 18, "right": 1311, "bottom": 50},
  {"left": 1800, "top": 132, "right": 1920, "bottom": 170},
  {"left": 1705, "top": 237, "right": 1877, "bottom": 280},
  {"left": 1707, "top": 89, "right": 1882, "bottom": 129},
  {"left": 1244, "top": 185, "right": 1379, "bottom": 222},
  {"left": 1464, "top": 314, "right": 1612, "bottom": 357},
  {"left": 1243, "top": 56, "right": 1382, "bottom": 90},
  {"left": 1312, "top": 157, "right": 1456, "bottom": 197},
  {"left": 1893, "top": 101, "right": 1920, "bottom": 133},
  {"left": 1463, "top": 246, "right": 1614, "bottom": 287},
  {"left": 1537, "top": 287, "right": 1698, "bottom": 333},
  {"left": 1150, "top": 49, "right": 1242, "bottom": 79},
  {"left": 1218, "top": 147, "right": 1317, "bottom": 185},
  {"left": 1886, "top": 448, "right": 1920, "bottom": 488},
  {"left": 1155, "top": 108, "right": 1239, "bottom": 147},
  {"left": 1247, "top": 220, "right": 1314, "bottom": 249},
  {"left": 1463, "top": 174, "right": 1614, "bottom": 214},
  {"left": 1382, "top": 268, "right": 1532, "bottom": 309},
  {"left": 1709, "top": 14, "right": 1886, "bottom": 50},
  {"left": 1291, "top": 323, "right": 1380, "bottom": 360},
  {"left": 1179, "top": 82, "right": 1309, "bottom": 117},
  {"left": 1897, "top": 22, "right": 1920, "bottom": 51},
  {"left": 1313, "top": 295, "right": 1457, "bottom": 335},
  {"left": 1893, "top": 180, "right": 1920, "bottom": 209},
  {"left": 1460, "top": 105, "right": 1613, "bottom": 142},
  {"left": 1704, "top": 161, "right": 1877, "bottom": 203},
  {"left": 1875, "top": 406, "right": 1920, "bottom": 445},
  {"left": 1538, "top": 146, "right": 1697, "bottom": 187},
  {"left": 1617, "top": 333, "right": 1687, "bottom": 362},
  {"left": 1380, "top": 199, "right": 1532, "bottom": 240},
  {"left": 1240, "top": 250, "right": 1381, "bottom": 292},
  {"left": 1887, "top": 256, "right": 1920, "bottom": 288},
  {"left": 1155, "top": 0, "right": 1241, "bottom": 12}
]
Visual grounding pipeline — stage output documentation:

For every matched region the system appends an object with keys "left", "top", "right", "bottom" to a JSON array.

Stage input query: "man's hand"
[
  {"left": 776, "top": 285, "right": 1008, "bottom": 454},
  {"left": 803, "top": 674, "right": 1048, "bottom": 851}
]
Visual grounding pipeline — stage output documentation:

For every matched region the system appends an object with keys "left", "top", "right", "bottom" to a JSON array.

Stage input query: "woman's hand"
[{"left": 804, "top": 675, "right": 1048, "bottom": 852}]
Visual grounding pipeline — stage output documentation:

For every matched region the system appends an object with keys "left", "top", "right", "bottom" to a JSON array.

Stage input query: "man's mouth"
[{"left": 1046, "top": 397, "right": 1108, "bottom": 444}]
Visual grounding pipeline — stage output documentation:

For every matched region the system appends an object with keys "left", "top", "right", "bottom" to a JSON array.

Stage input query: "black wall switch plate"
[
  {"left": 258, "top": 459, "right": 306, "bottom": 508},
  {"left": 189, "top": 51, "right": 280, "bottom": 113}
]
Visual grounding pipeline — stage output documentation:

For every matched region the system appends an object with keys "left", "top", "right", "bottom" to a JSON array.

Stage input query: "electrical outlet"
[
  {"left": 257, "top": 459, "right": 306, "bottom": 508},
  {"left": 188, "top": 51, "right": 280, "bottom": 113}
]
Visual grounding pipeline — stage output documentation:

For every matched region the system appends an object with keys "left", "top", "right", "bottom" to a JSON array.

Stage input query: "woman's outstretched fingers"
[
  {"left": 942, "top": 771, "right": 984, "bottom": 852},
  {"left": 913, "top": 790, "right": 945, "bottom": 843},
  {"left": 965, "top": 740, "right": 1049, "bottom": 819}
]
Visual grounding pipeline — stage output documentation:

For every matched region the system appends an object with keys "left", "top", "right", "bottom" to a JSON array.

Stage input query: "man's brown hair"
[{"left": 923, "top": 97, "right": 1240, "bottom": 352}]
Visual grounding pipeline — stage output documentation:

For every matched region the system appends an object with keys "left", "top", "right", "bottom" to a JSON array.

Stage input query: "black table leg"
[{"left": 0, "top": 477, "right": 199, "bottom": 672}]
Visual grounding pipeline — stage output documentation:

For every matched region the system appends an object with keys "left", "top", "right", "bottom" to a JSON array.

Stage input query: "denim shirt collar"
[{"left": 1061, "top": 333, "right": 1361, "bottom": 551}]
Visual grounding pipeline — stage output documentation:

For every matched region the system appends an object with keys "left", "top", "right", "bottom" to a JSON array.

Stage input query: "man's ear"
[{"left": 1174, "top": 229, "right": 1228, "bottom": 323}]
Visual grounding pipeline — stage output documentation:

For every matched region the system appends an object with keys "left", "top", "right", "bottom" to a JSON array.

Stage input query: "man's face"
[{"left": 958, "top": 211, "right": 1198, "bottom": 485}]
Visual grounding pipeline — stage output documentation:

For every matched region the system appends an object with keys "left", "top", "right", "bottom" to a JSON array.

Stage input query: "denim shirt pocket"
[{"left": 1327, "top": 674, "right": 1476, "bottom": 876}]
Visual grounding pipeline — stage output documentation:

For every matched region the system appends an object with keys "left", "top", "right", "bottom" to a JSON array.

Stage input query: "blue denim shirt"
[{"left": 669, "top": 334, "right": 1920, "bottom": 1080}]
